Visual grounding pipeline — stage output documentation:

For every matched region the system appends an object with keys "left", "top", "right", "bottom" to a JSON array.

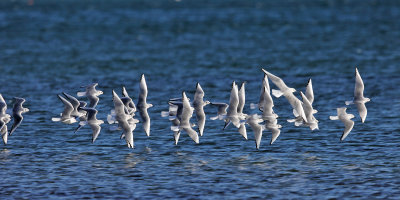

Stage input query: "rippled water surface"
[{"left": 0, "top": 0, "right": 399, "bottom": 199}]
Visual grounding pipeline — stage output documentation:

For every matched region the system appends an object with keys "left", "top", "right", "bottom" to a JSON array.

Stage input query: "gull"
[
  {"left": 192, "top": 83, "right": 210, "bottom": 136},
  {"left": 121, "top": 86, "right": 136, "bottom": 116},
  {"left": 166, "top": 102, "right": 181, "bottom": 145},
  {"left": 137, "top": 74, "right": 153, "bottom": 136},
  {"left": 210, "top": 82, "right": 247, "bottom": 139},
  {"left": 74, "top": 101, "right": 88, "bottom": 133},
  {"left": 299, "top": 91, "right": 319, "bottom": 130},
  {"left": 107, "top": 86, "right": 137, "bottom": 125},
  {"left": 330, "top": 107, "right": 355, "bottom": 141},
  {"left": 261, "top": 68, "right": 308, "bottom": 123},
  {"left": 167, "top": 99, "right": 196, "bottom": 145},
  {"left": 171, "top": 92, "right": 199, "bottom": 144},
  {"left": 246, "top": 114, "right": 264, "bottom": 149},
  {"left": 113, "top": 90, "right": 134, "bottom": 148},
  {"left": 345, "top": 68, "right": 370, "bottom": 123},
  {"left": 62, "top": 92, "right": 84, "bottom": 118},
  {"left": 265, "top": 123, "right": 282, "bottom": 145},
  {"left": 225, "top": 81, "right": 241, "bottom": 129},
  {"left": 258, "top": 83, "right": 282, "bottom": 145},
  {"left": 209, "top": 102, "right": 228, "bottom": 120},
  {"left": 9, "top": 97, "right": 29, "bottom": 136},
  {"left": 260, "top": 80, "right": 278, "bottom": 122},
  {"left": 51, "top": 94, "right": 77, "bottom": 124},
  {"left": 77, "top": 83, "right": 103, "bottom": 108},
  {"left": 0, "top": 94, "right": 11, "bottom": 144},
  {"left": 79, "top": 107, "right": 103, "bottom": 143}
]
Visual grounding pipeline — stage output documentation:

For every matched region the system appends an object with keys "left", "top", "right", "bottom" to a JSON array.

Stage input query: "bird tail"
[
  {"left": 272, "top": 89, "right": 284, "bottom": 98},
  {"left": 161, "top": 111, "right": 169, "bottom": 118},
  {"left": 329, "top": 116, "right": 339, "bottom": 120},
  {"left": 345, "top": 101, "right": 353, "bottom": 105},
  {"left": 250, "top": 103, "right": 258, "bottom": 110},
  {"left": 171, "top": 126, "right": 180, "bottom": 132},
  {"left": 107, "top": 114, "right": 116, "bottom": 124},
  {"left": 51, "top": 117, "right": 61, "bottom": 122},
  {"left": 77, "top": 92, "right": 86, "bottom": 97}
]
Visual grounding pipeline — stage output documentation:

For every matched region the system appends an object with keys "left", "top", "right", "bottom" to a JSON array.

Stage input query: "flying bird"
[
  {"left": 330, "top": 107, "right": 355, "bottom": 141},
  {"left": 192, "top": 83, "right": 210, "bottom": 136},
  {"left": 345, "top": 68, "right": 370, "bottom": 123},
  {"left": 137, "top": 74, "right": 153, "bottom": 136},
  {"left": 9, "top": 97, "right": 29, "bottom": 136},
  {"left": 77, "top": 83, "right": 103, "bottom": 108}
]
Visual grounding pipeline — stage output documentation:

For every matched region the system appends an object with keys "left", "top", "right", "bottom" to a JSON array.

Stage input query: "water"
[{"left": 0, "top": 0, "right": 399, "bottom": 199}]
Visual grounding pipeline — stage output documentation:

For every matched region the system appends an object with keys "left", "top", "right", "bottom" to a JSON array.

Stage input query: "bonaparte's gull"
[
  {"left": 112, "top": 90, "right": 134, "bottom": 148},
  {"left": 172, "top": 92, "right": 199, "bottom": 144},
  {"left": 52, "top": 95, "right": 77, "bottom": 124},
  {"left": 137, "top": 74, "right": 153, "bottom": 137},
  {"left": 345, "top": 68, "right": 370, "bottom": 123},
  {"left": 0, "top": 94, "right": 11, "bottom": 144},
  {"left": 80, "top": 107, "right": 103, "bottom": 143},
  {"left": 62, "top": 92, "right": 83, "bottom": 118},
  {"left": 74, "top": 101, "right": 88, "bottom": 133},
  {"left": 193, "top": 83, "right": 210, "bottom": 136},
  {"left": 330, "top": 107, "right": 355, "bottom": 141},
  {"left": 9, "top": 97, "right": 29, "bottom": 136},
  {"left": 77, "top": 83, "right": 103, "bottom": 108}
]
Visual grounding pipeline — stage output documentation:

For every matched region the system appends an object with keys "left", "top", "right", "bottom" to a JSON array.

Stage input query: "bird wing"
[
  {"left": 354, "top": 68, "right": 365, "bottom": 99},
  {"left": 356, "top": 102, "right": 367, "bottom": 123},
  {"left": 340, "top": 117, "right": 354, "bottom": 141},
  {"left": 305, "top": 78, "right": 314, "bottom": 104},
  {"left": 58, "top": 95, "right": 74, "bottom": 118},
  {"left": 90, "top": 123, "right": 101, "bottom": 143},
  {"left": 183, "top": 127, "right": 199, "bottom": 144}
]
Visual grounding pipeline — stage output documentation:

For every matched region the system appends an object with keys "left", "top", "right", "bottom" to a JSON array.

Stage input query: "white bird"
[
  {"left": 265, "top": 123, "right": 282, "bottom": 145},
  {"left": 261, "top": 68, "right": 308, "bottom": 123},
  {"left": 9, "top": 97, "right": 29, "bottom": 136},
  {"left": 62, "top": 92, "right": 83, "bottom": 118},
  {"left": 80, "top": 107, "right": 103, "bottom": 143},
  {"left": 74, "top": 101, "right": 88, "bottom": 133},
  {"left": 258, "top": 82, "right": 282, "bottom": 145},
  {"left": 112, "top": 90, "right": 134, "bottom": 148},
  {"left": 137, "top": 74, "right": 153, "bottom": 136},
  {"left": 210, "top": 82, "right": 247, "bottom": 140},
  {"left": 192, "top": 83, "right": 210, "bottom": 136},
  {"left": 345, "top": 68, "right": 370, "bottom": 123},
  {"left": 172, "top": 92, "right": 199, "bottom": 144},
  {"left": 209, "top": 102, "right": 228, "bottom": 120},
  {"left": 0, "top": 94, "right": 11, "bottom": 144},
  {"left": 121, "top": 86, "right": 136, "bottom": 116},
  {"left": 300, "top": 91, "right": 319, "bottom": 130},
  {"left": 77, "top": 83, "right": 103, "bottom": 108},
  {"left": 246, "top": 114, "right": 264, "bottom": 149},
  {"left": 107, "top": 87, "right": 137, "bottom": 125},
  {"left": 260, "top": 83, "right": 278, "bottom": 121},
  {"left": 224, "top": 81, "right": 241, "bottom": 129},
  {"left": 166, "top": 102, "right": 181, "bottom": 145},
  {"left": 330, "top": 107, "right": 355, "bottom": 141},
  {"left": 52, "top": 95, "right": 77, "bottom": 124}
]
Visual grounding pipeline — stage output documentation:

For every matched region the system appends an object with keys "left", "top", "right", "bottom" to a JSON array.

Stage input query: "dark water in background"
[{"left": 0, "top": 0, "right": 399, "bottom": 199}]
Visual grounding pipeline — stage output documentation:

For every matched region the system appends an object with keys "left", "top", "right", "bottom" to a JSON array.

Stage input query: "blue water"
[{"left": 0, "top": 0, "right": 399, "bottom": 199}]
